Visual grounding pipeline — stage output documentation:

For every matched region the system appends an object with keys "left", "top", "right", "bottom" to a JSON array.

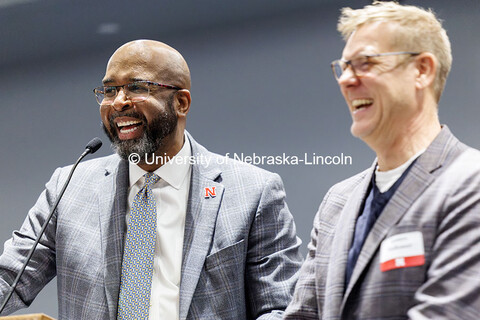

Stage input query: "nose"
[
  {"left": 111, "top": 88, "right": 132, "bottom": 112},
  {"left": 337, "top": 66, "right": 359, "bottom": 87}
]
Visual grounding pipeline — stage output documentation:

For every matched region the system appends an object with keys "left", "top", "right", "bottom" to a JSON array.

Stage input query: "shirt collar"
[
  {"left": 129, "top": 134, "right": 192, "bottom": 190},
  {"left": 374, "top": 148, "right": 425, "bottom": 193}
]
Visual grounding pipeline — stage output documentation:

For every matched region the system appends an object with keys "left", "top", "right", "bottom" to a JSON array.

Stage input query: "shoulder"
[
  {"left": 436, "top": 146, "right": 480, "bottom": 190},
  {"left": 216, "top": 151, "right": 278, "bottom": 179},
  {"left": 204, "top": 150, "right": 285, "bottom": 199},
  {"left": 53, "top": 154, "right": 122, "bottom": 183},
  {"left": 325, "top": 168, "right": 371, "bottom": 201},
  {"left": 310, "top": 168, "right": 371, "bottom": 228},
  {"left": 449, "top": 146, "right": 480, "bottom": 170},
  {"left": 188, "top": 133, "right": 281, "bottom": 189}
]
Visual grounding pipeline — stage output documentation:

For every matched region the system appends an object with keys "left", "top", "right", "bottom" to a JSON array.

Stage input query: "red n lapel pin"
[{"left": 205, "top": 187, "right": 216, "bottom": 199}]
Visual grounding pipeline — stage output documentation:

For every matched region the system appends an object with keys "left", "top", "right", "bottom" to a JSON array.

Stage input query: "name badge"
[{"left": 379, "top": 231, "right": 425, "bottom": 272}]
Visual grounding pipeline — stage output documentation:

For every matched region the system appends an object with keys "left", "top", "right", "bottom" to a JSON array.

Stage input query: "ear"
[
  {"left": 414, "top": 52, "right": 437, "bottom": 90},
  {"left": 175, "top": 89, "right": 191, "bottom": 117}
]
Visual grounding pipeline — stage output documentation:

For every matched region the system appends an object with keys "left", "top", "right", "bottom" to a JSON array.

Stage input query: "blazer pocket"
[{"left": 205, "top": 239, "right": 245, "bottom": 271}]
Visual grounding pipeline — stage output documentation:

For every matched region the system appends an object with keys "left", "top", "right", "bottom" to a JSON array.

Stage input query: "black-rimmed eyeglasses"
[
  {"left": 93, "top": 80, "right": 182, "bottom": 105},
  {"left": 331, "top": 51, "right": 420, "bottom": 81}
]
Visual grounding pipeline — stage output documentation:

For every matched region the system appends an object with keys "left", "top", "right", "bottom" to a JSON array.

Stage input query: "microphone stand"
[{"left": 0, "top": 138, "right": 102, "bottom": 314}]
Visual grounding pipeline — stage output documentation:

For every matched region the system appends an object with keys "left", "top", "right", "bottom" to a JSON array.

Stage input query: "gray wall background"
[{"left": 1, "top": 0, "right": 479, "bottom": 317}]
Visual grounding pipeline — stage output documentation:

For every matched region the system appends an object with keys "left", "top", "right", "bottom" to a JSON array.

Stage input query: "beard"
[{"left": 102, "top": 95, "right": 177, "bottom": 162}]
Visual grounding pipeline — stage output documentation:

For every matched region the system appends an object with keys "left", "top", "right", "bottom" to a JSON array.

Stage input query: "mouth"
[
  {"left": 351, "top": 98, "right": 373, "bottom": 113},
  {"left": 112, "top": 117, "right": 144, "bottom": 140},
  {"left": 116, "top": 119, "right": 142, "bottom": 134}
]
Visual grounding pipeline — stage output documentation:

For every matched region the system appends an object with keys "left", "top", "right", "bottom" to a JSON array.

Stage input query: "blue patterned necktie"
[{"left": 118, "top": 172, "right": 160, "bottom": 320}]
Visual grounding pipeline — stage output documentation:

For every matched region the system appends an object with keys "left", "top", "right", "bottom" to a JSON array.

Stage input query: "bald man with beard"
[{"left": 0, "top": 40, "right": 303, "bottom": 320}]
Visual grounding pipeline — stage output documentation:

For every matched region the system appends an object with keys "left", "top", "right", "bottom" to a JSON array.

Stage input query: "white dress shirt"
[{"left": 127, "top": 137, "right": 192, "bottom": 320}]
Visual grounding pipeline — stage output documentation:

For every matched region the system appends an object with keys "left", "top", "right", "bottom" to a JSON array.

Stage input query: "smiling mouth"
[
  {"left": 116, "top": 119, "right": 142, "bottom": 134},
  {"left": 351, "top": 99, "right": 373, "bottom": 112}
]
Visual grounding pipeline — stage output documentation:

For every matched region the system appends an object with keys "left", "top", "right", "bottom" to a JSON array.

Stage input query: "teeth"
[
  {"left": 352, "top": 99, "right": 373, "bottom": 109},
  {"left": 117, "top": 120, "right": 141, "bottom": 128},
  {"left": 120, "top": 126, "right": 139, "bottom": 134}
]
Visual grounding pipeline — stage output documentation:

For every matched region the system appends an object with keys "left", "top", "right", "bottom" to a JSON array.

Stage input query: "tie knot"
[{"left": 143, "top": 172, "right": 160, "bottom": 187}]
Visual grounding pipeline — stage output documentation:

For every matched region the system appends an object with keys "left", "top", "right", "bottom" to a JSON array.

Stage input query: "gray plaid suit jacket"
[
  {"left": 285, "top": 126, "right": 480, "bottom": 320},
  {"left": 0, "top": 132, "right": 302, "bottom": 319}
]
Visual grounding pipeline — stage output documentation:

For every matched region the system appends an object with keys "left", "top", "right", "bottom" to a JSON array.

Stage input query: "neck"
[{"left": 369, "top": 114, "right": 441, "bottom": 172}]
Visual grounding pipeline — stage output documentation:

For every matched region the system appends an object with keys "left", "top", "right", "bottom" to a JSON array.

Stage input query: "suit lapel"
[
  {"left": 341, "top": 126, "right": 464, "bottom": 311},
  {"left": 179, "top": 133, "right": 224, "bottom": 319},
  {"left": 323, "top": 167, "right": 373, "bottom": 318},
  {"left": 98, "top": 157, "right": 128, "bottom": 320}
]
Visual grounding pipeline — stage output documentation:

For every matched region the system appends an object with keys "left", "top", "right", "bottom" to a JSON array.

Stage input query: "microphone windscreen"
[{"left": 85, "top": 137, "right": 103, "bottom": 154}]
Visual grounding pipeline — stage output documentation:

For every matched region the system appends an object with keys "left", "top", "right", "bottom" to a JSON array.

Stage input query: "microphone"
[
  {"left": 85, "top": 137, "right": 103, "bottom": 154},
  {"left": 0, "top": 138, "right": 103, "bottom": 314}
]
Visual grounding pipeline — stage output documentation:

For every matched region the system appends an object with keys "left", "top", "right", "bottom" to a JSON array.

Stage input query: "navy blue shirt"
[{"left": 345, "top": 163, "right": 414, "bottom": 287}]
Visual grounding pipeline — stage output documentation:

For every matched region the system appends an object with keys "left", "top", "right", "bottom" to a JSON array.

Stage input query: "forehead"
[
  {"left": 103, "top": 45, "right": 165, "bottom": 84},
  {"left": 342, "top": 21, "right": 398, "bottom": 59}
]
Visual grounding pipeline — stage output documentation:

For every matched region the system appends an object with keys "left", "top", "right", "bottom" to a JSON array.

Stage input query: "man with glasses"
[
  {"left": 285, "top": 2, "right": 480, "bottom": 319},
  {"left": 0, "top": 40, "right": 303, "bottom": 319}
]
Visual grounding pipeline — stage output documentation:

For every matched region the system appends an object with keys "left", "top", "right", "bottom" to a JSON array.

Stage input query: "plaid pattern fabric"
[
  {"left": 285, "top": 126, "right": 480, "bottom": 319},
  {"left": 0, "top": 131, "right": 303, "bottom": 320}
]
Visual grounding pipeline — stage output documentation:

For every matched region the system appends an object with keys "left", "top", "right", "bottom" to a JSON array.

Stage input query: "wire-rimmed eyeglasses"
[
  {"left": 93, "top": 80, "right": 182, "bottom": 105},
  {"left": 331, "top": 51, "right": 420, "bottom": 81}
]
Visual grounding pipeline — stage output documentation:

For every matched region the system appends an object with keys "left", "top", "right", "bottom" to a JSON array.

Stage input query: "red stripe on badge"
[{"left": 380, "top": 255, "right": 425, "bottom": 272}]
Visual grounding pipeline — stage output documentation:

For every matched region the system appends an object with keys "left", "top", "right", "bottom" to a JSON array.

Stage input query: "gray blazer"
[
  {"left": 0, "top": 132, "right": 303, "bottom": 319},
  {"left": 285, "top": 126, "right": 480, "bottom": 320}
]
